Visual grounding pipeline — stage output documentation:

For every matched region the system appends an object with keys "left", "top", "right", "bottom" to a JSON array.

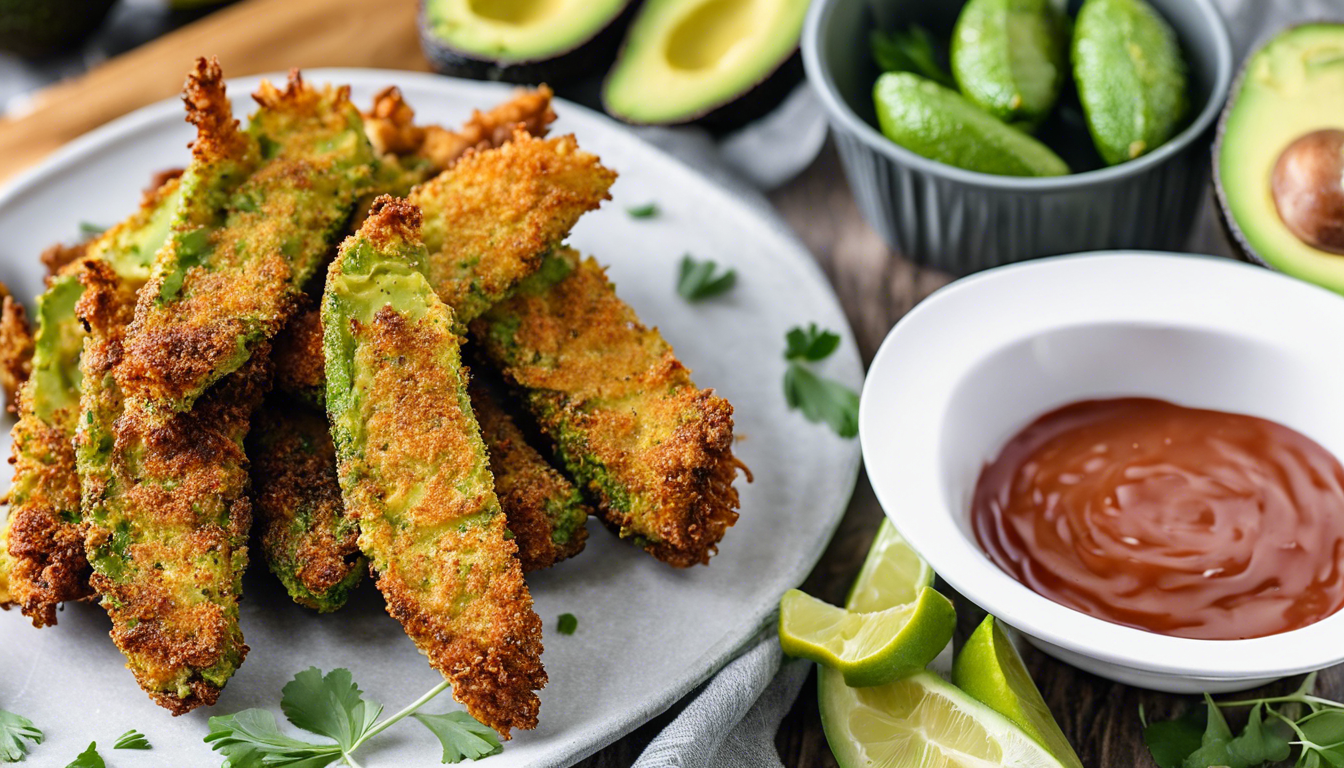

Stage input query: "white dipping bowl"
[{"left": 861, "top": 252, "right": 1344, "bottom": 693}]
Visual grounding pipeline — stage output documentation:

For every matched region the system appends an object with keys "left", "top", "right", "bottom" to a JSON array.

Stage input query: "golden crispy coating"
[
  {"left": 0, "top": 286, "right": 33, "bottom": 414},
  {"left": 39, "top": 242, "right": 89, "bottom": 279},
  {"left": 470, "top": 374, "right": 589, "bottom": 572},
  {"left": 248, "top": 399, "right": 364, "bottom": 612},
  {"left": 364, "top": 85, "right": 555, "bottom": 173},
  {"left": 271, "top": 302, "right": 326, "bottom": 408},
  {"left": 272, "top": 301, "right": 588, "bottom": 572},
  {"left": 117, "top": 63, "right": 374, "bottom": 416},
  {"left": 324, "top": 197, "right": 544, "bottom": 737},
  {"left": 76, "top": 258, "right": 270, "bottom": 715},
  {"left": 474, "top": 249, "right": 743, "bottom": 567},
  {"left": 3, "top": 271, "right": 88, "bottom": 627},
  {"left": 412, "top": 130, "right": 616, "bottom": 324}
]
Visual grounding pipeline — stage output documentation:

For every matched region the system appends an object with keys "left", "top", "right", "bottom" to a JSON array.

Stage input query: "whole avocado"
[{"left": 0, "top": 0, "right": 118, "bottom": 59}]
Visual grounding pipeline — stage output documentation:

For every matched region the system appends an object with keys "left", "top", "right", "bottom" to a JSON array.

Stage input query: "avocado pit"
[{"left": 1271, "top": 128, "right": 1344, "bottom": 255}]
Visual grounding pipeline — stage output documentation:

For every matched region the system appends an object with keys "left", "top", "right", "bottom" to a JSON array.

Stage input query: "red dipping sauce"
[{"left": 971, "top": 398, "right": 1344, "bottom": 640}]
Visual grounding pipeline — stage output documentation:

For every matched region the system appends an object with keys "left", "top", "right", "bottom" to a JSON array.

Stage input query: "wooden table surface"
[{"left": 1, "top": 1, "right": 1339, "bottom": 765}]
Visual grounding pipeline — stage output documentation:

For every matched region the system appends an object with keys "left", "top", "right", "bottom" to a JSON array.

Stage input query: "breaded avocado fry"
[
  {"left": 248, "top": 399, "right": 364, "bottom": 612},
  {"left": 411, "top": 130, "right": 616, "bottom": 323},
  {"left": 117, "top": 58, "right": 375, "bottom": 415},
  {"left": 323, "top": 197, "right": 544, "bottom": 737},
  {"left": 470, "top": 374, "right": 589, "bottom": 572},
  {"left": 473, "top": 248, "right": 744, "bottom": 567},
  {"left": 3, "top": 174, "right": 180, "bottom": 627},
  {"left": 76, "top": 258, "right": 270, "bottom": 715}
]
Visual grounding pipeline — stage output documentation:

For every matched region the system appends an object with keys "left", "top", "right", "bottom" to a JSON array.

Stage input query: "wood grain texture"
[{"left": 0, "top": 0, "right": 426, "bottom": 184}]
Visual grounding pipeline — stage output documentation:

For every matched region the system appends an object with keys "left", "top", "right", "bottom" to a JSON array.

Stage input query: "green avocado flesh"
[
  {"left": 603, "top": 0, "right": 808, "bottom": 124},
  {"left": 424, "top": 0, "right": 627, "bottom": 62},
  {"left": 1220, "top": 24, "right": 1344, "bottom": 293}
]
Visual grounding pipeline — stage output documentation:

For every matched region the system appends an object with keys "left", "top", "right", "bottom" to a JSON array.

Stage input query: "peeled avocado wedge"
[
  {"left": 419, "top": 0, "right": 635, "bottom": 84},
  {"left": 1216, "top": 23, "right": 1344, "bottom": 294},
  {"left": 603, "top": 0, "right": 809, "bottom": 130}
]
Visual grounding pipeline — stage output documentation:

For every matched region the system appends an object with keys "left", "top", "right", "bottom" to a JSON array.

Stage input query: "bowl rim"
[
  {"left": 859, "top": 251, "right": 1344, "bottom": 681},
  {"left": 801, "top": 0, "right": 1235, "bottom": 191}
]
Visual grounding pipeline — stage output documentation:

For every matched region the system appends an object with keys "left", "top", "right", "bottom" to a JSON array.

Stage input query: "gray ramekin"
[{"left": 802, "top": 0, "right": 1234, "bottom": 274}]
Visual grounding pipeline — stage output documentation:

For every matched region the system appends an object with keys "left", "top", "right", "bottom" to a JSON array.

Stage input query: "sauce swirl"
[{"left": 971, "top": 398, "right": 1344, "bottom": 640}]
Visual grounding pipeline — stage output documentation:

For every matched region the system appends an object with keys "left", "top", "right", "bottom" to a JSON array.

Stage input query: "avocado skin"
[
  {"left": 0, "top": 0, "right": 116, "bottom": 59},
  {"left": 1212, "top": 22, "right": 1342, "bottom": 270},
  {"left": 417, "top": 0, "right": 637, "bottom": 85}
]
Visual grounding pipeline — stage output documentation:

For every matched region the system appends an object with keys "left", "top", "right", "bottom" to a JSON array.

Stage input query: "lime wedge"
[
  {"left": 820, "top": 667, "right": 1072, "bottom": 768},
  {"left": 846, "top": 519, "right": 934, "bottom": 612},
  {"left": 952, "top": 616, "right": 1084, "bottom": 768},
  {"left": 780, "top": 586, "right": 956, "bottom": 687}
]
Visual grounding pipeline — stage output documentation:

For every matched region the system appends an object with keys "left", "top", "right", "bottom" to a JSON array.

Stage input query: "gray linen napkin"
[{"left": 633, "top": 0, "right": 1339, "bottom": 765}]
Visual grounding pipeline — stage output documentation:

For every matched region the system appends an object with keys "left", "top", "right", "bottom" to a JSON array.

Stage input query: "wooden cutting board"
[{"left": 0, "top": 0, "right": 428, "bottom": 184}]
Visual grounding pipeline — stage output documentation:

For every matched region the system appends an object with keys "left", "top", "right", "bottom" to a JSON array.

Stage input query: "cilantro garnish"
[
  {"left": 1142, "top": 673, "right": 1342, "bottom": 768},
  {"left": 627, "top": 203, "right": 659, "bottom": 219},
  {"left": 557, "top": 613, "right": 578, "bottom": 635},
  {"left": 0, "top": 709, "right": 42, "bottom": 762},
  {"left": 205, "top": 666, "right": 498, "bottom": 766},
  {"left": 782, "top": 325, "right": 858, "bottom": 438},
  {"left": 112, "top": 730, "right": 150, "bottom": 750},
  {"left": 677, "top": 255, "right": 737, "bottom": 302},
  {"left": 870, "top": 25, "right": 956, "bottom": 88},
  {"left": 64, "top": 742, "right": 103, "bottom": 768},
  {"left": 412, "top": 713, "right": 503, "bottom": 763}
]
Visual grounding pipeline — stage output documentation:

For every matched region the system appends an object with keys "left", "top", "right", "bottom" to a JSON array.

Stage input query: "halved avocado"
[
  {"left": 1216, "top": 23, "right": 1344, "bottom": 293},
  {"left": 602, "top": 0, "right": 809, "bottom": 130},
  {"left": 419, "top": 0, "right": 634, "bottom": 84}
]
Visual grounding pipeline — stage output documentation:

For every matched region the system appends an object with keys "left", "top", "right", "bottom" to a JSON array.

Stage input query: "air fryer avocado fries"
[{"left": 0, "top": 58, "right": 745, "bottom": 737}]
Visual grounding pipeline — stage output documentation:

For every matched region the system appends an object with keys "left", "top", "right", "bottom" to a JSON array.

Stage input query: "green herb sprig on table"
[
  {"left": 0, "top": 709, "right": 42, "bottom": 762},
  {"left": 677, "top": 255, "right": 737, "bottom": 302},
  {"left": 783, "top": 324, "right": 859, "bottom": 438},
  {"left": 205, "top": 667, "right": 499, "bottom": 767},
  {"left": 870, "top": 24, "right": 956, "bottom": 88},
  {"left": 1143, "top": 673, "right": 1344, "bottom": 768}
]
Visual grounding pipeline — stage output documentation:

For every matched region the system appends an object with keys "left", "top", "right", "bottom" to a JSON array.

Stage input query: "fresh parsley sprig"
[
  {"left": 557, "top": 613, "right": 578, "bottom": 635},
  {"left": 782, "top": 324, "right": 859, "bottom": 438},
  {"left": 205, "top": 667, "right": 498, "bottom": 767},
  {"left": 1143, "top": 673, "right": 1344, "bottom": 768},
  {"left": 870, "top": 24, "right": 956, "bottom": 88},
  {"left": 677, "top": 255, "right": 737, "bottom": 302},
  {"left": 0, "top": 709, "right": 42, "bottom": 762}
]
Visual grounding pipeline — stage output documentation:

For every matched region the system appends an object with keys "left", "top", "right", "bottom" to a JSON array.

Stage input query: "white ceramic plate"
[{"left": 0, "top": 70, "right": 862, "bottom": 766}]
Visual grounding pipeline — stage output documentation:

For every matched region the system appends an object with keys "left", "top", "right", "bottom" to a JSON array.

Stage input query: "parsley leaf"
[
  {"left": 784, "top": 324, "right": 841, "bottom": 362},
  {"left": 677, "top": 255, "right": 737, "bottom": 302},
  {"left": 205, "top": 709, "right": 342, "bottom": 768},
  {"left": 557, "top": 613, "right": 578, "bottom": 635},
  {"left": 78, "top": 222, "right": 106, "bottom": 238},
  {"left": 412, "top": 712, "right": 503, "bottom": 763},
  {"left": 64, "top": 743, "right": 103, "bottom": 768},
  {"left": 1142, "top": 705, "right": 1205, "bottom": 768},
  {"left": 627, "top": 203, "right": 659, "bottom": 219},
  {"left": 784, "top": 363, "right": 859, "bottom": 438},
  {"left": 0, "top": 709, "right": 42, "bottom": 762},
  {"left": 206, "top": 668, "right": 457, "bottom": 767},
  {"left": 281, "top": 667, "right": 382, "bottom": 751},
  {"left": 870, "top": 25, "right": 956, "bottom": 88},
  {"left": 113, "top": 730, "right": 151, "bottom": 750}
]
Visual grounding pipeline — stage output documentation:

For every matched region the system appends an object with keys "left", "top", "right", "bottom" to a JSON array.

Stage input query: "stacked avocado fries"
[{"left": 0, "top": 58, "right": 748, "bottom": 740}]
